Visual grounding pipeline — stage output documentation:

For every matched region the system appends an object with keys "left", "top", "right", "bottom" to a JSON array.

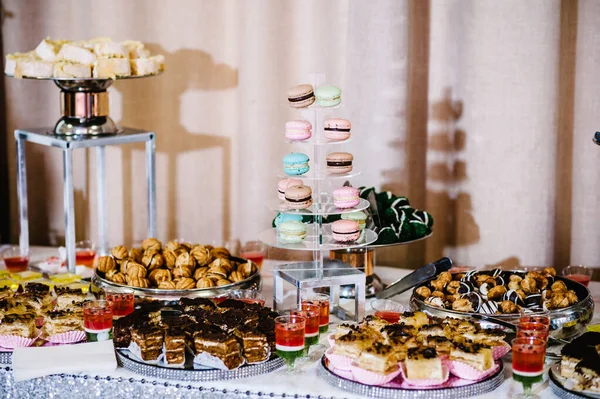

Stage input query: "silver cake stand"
[{"left": 8, "top": 74, "right": 161, "bottom": 271}]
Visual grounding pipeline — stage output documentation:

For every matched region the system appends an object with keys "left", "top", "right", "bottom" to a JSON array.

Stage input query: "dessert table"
[{"left": 0, "top": 247, "right": 597, "bottom": 398}]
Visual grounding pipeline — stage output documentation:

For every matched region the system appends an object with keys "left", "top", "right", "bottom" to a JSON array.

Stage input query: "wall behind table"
[{"left": 3, "top": 0, "right": 600, "bottom": 271}]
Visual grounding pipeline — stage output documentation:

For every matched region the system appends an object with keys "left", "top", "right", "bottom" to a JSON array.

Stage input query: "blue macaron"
[
  {"left": 315, "top": 85, "right": 342, "bottom": 107},
  {"left": 283, "top": 152, "right": 310, "bottom": 175},
  {"left": 275, "top": 213, "right": 304, "bottom": 227}
]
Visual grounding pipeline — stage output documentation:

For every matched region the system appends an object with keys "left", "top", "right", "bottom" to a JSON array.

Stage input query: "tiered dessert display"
[
  {"left": 6, "top": 37, "right": 163, "bottom": 271},
  {"left": 92, "top": 239, "right": 260, "bottom": 300},
  {"left": 258, "top": 73, "right": 378, "bottom": 320},
  {"left": 319, "top": 312, "right": 506, "bottom": 398},
  {"left": 114, "top": 297, "right": 284, "bottom": 380},
  {"left": 410, "top": 268, "right": 594, "bottom": 339}
]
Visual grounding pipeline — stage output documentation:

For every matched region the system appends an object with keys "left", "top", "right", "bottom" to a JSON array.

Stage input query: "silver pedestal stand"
[{"left": 11, "top": 75, "right": 158, "bottom": 273}]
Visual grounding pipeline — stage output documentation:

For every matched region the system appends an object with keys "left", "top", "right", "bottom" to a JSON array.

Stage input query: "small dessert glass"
[
  {"left": 289, "top": 303, "right": 321, "bottom": 352},
  {"left": 519, "top": 310, "right": 550, "bottom": 327},
  {"left": 83, "top": 300, "right": 113, "bottom": 342},
  {"left": 562, "top": 265, "right": 593, "bottom": 287},
  {"left": 371, "top": 299, "right": 405, "bottom": 323},
  {"left": 516, "top": 322, "right": 550, "bottom": 342},
  {"left": 105, "top": 288, "right": 135, "bottom": 319},
  {"left": 240, "top": 241, "right": 266, "bottom": 269},
  {"left": 303, "top": 293, "right": 330, "bottom": 333},
  {"left": 512, "top": 337, "right": 546, "bottom": 399},
  {"left": 228, "top": 289, "right": 266, "bottom": 306},
  {"left": 275, "top": 315, "right": 306, "bottom": 370},
  {"left": 75, "top": 240, "right": 97, "bottom": 268},
  {"left": 1, "top": 246, "right": 29, "bottom": 272}
]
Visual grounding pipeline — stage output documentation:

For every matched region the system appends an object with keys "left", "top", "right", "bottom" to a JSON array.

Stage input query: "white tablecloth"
[{"left": 4, "top": 247, "right": 599, "bottom": 398}]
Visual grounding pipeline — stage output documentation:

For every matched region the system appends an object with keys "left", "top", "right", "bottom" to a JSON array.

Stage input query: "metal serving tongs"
[{"left": 376, "top": 257, "right": 453, "bottom": 299}]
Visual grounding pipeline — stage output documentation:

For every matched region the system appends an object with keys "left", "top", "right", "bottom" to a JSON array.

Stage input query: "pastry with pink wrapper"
[
  {"left": 45, "top": 330, "right": 86, "bottom": 344},
  {"left": 332, "top": 186, "right": 360, "bottom": 209},
  {"left": 325, "top": 347, "right": 353, "bottom": 371},
  {"left": 446, "top": 359, "right": 500, "bottom": 381}
]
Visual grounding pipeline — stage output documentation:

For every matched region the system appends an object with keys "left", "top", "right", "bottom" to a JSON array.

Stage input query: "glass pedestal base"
[{"left": 273, "top": 260, "right": 365, "bottom": 322}]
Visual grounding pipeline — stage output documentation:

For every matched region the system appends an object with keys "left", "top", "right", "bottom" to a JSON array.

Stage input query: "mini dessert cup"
[
  {"left": 1, "top": 246, "right": 29, "bottom": 273},
  {"left": 228, "top": 289, "right": 266, "bottom": 306},
  {"left": 350, "top": 363, "right": 401, "bottom": 386},
  {"left": 371, "top": 299, "right": 405, "bottom": 323}
]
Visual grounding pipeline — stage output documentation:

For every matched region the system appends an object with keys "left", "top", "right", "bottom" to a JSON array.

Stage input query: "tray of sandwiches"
[
  {"left": 93, "top": 239, "right": 261, "bottom": 300},
  {"left": 410, "top": 267, "right": 594, "bottom": 340},
  {"left": 114, "top": 297, "right": 285, "bottom": 381},
  {"left": 550, "top": 332, "right": 600, "bottom": 398},
  {"left": 5, "top": 37, "right": 163, "bottom": 80},
  {"left": 319, "top": 312, "right": 506, "bottom": 399},
  {"left": 0, "top": 282, "right": 89, "bottom": 362}
]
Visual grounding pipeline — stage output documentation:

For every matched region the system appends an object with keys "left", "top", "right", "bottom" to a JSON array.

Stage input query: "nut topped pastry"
[
  {"left": 357, "top": 342, "right": 399, "bottom": 374},
  {"left": 0, "top": 313, "right": 37, "bottom": 337}
]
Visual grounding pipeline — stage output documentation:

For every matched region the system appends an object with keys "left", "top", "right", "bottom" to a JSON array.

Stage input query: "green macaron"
[
  {"left": 341, "top": 211, "right": 367, "bottom": 231},
  {"left": 278, "top": 220, "right": 307, "bottom": 244},
  {"left": 315, "top": 85, "right": 341, "bottom": 107}
]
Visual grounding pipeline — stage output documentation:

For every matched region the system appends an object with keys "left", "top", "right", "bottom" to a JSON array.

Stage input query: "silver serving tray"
[
  {"left": 410, "top": 272, "right": 594, "bottom": 340},
  {"left": 317, "top": 357, "right": 504, "bottom": 399},
  {"left": 93, "top": 256, "right": 261, "bottom": 300},
  {"left": 117, "top": 350, "right": 284, "bottom": 382}
]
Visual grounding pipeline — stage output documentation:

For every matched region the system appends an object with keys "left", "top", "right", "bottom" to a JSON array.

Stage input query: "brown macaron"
[
  {"left": 326, "top": 152, "right": 354, "bottom": 174},
  {"left": 284, "top": 185, "right": 313, "bottom": 210},
  {"left": 287, "top": 84, "right": 315, "bottom": 108}
]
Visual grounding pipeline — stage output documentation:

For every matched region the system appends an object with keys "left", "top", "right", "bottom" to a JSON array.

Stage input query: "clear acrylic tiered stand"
[{"left": 260, "top": 73, "right": 377, "bottom": 321}]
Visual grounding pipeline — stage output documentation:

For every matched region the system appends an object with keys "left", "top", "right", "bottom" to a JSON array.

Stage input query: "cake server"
[{"left": 376, "top": 257, "right": 453, "bottom": 299}]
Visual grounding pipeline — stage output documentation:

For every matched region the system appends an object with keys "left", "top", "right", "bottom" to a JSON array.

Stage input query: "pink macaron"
[
  {"left": 278, "top": 178, "right": 303, "bottom": 200},
  {"left": 324, "top": 118, "right": 351, "bottom": 141},
  {"left": 331, "top": 220, "right": 360, "bottom": 242},
  {"left": 332, "top": 187, "right": 360, "bottom": 209},
  {"left": 285, "top": 120, "right": 312, "bottom": 141}
]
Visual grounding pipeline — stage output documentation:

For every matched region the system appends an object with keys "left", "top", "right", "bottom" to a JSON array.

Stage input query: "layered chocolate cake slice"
[
  {"left": 234, "top": 325, "right": 270, "bottom": 364},
  {"left": 178, "top": 297, "right": 215, "bottom": 313},
  {"left": 193, "top": 329, "right": 244, "bottom": 369},
  {"left": 113, "top": 316, "right": 132, "bottom": 348},
  {"left": 0, "top": 313, "right": 37, "bottom": 337},
  {"left": 573, "top": 351, "right": 600, "bottom": 392},
  {"left": 131, "top": 325, "right": 164, "bottom": 361},
  {"left": 42, "top": 310, "right": 83, "bottom": 336},
  {"left": 164, "top": 327, "right": 186, "bottom": 364},
  {"left": 561, "top": 341, "right": 586, "bottom": 379}
]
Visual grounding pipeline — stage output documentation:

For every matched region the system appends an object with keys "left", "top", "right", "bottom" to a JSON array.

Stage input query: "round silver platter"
[
  {"left": 549, "top": 364, "right": 598, "bottom": 399},
  {"left": 117, "top": 349, "right": 285, "bottom": 382},
  {"left": 410, "top": 272, "right": 594, "bottom": 340},
  {"left": 317, "top": 357, "right": 504, "bottom": 399},
  {"left": 93, "top": 257, "right": 261, "bottom": 300}
]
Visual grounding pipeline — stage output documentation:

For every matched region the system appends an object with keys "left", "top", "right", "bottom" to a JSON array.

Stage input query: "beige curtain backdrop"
[{"left": 2, "top": 0, "right": 599, "bottom": 271}]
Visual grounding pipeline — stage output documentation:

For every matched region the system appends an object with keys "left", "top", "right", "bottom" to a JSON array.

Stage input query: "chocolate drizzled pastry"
[
  {"left": 178, "top": 297, "right": 215, "bottom": 313},
  {"left": 357, "top": 342, "right": 398, "bottom": 374},
  {"left": 216, "top": 298, "right": 246, "bottom": 310},
  {"left": 43, "top": 310, "right": 83, "bottom": 336}
]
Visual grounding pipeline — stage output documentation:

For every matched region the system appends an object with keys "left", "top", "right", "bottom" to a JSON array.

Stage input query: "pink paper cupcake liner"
[
  {"left": 399, "top": 362, "right": 450, "bottom": 387},
  {"left": 0, "top": 331, "right": 41, "bottom": 349},
  {"left": 446, "top": 359, "right": 500, "bottom": 381},
  {"left": 350, "top": 363, "right": 401, "bottom": 386},
  {"left": 45, "top": 330, "right": 86, "bottom": 344},
  {"left": 492, "top": 342, "right": 511, "bottom": 359},
  {"left": 325, "top": 348, "right": 353, "bottom": 371},
  {"left": 331, "top": 367, "right": 355, "bottom": 381},
  {"left": 327, "top": 333, "right": 336, "bottom": 348}
]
